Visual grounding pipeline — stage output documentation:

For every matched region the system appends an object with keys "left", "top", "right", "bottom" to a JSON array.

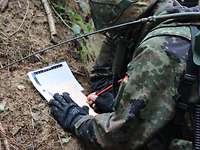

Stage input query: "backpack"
[{"left": 174, "top": 26, "right": 200, "bottom": 149}]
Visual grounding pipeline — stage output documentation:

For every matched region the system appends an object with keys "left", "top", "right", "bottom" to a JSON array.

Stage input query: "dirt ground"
[{"left": 0, "top": 0, "right": 91, "bottom": 149}]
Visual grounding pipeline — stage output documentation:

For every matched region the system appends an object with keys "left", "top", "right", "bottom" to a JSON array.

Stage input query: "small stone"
[
  {"left": 17, "top": 85, "right": 25, "bottom": 90},
  {"left": 26, "top": 145, "right": 34, "bottom": 150},
  {"left": 62, "top": 137, "right": 70, "bottom": 144},
  {"left": 32, "top": 110, "right": 41, "bottom": 121},
  {"left": 0, "top": 101, "right": 5, "bottom": 113},
  {"left": 72, "top": 24, "right": 81, "bottom": 35},
  {"left": 11, "top": 126, "right": 21, "bottom": 135}
]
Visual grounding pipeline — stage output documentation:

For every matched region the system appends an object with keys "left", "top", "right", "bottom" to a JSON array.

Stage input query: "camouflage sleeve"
[
  {"left": 76, "top": 36, "right": 183, "bottom": 149},
  {"left": 89, "top": 0, "right": 159, "bottom": 30}
]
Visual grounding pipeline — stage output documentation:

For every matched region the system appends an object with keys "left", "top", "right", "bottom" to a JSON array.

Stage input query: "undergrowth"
[{"left": 52, "top": 1, "right": 94, "bottom": 64}]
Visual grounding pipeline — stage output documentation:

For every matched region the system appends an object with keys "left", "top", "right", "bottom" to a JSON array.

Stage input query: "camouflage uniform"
[
  {"left": 177, "top": 0, "right": 198, "bottom": 7},
  {"left": 51, "top": 0, "right": 200, "bottom": 149},
  {"left": 169, "top": 139, "right": 192, "bottom": 150}
]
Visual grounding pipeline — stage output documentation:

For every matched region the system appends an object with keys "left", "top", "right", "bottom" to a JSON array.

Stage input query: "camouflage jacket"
[{"left": 74, "top": 1, "right": 200, "bottom": 149}]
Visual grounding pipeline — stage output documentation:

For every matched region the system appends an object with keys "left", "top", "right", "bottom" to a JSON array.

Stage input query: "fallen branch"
[
  {"left": 41, "top": 0, "right": 57, "bottom": 43},
  {"left": 0, "top": 0, "right": 8, "bottom": 12},
  {"left": 0, "top": 122, "right": 10, "bottom": 150}
]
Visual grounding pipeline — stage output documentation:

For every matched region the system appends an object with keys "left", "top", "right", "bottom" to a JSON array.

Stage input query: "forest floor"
[{"left": 0, "top": 0, "right": 92, "bottom": 149}]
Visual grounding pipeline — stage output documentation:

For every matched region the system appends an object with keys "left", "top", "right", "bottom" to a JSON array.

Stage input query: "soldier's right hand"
[
  {"left": 87, "top": 92, "right": 98, "bottom": 106},
  {"left": 93, "top": 92, "right": 115, "bottom": 113}
]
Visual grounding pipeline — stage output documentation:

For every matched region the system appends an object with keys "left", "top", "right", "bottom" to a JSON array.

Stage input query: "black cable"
[{"left": 1, "top": 12, "right": 200, "bottom": 70}]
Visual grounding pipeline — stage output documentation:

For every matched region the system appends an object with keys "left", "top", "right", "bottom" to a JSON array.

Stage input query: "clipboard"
[{"left": 27, "top": 61, "right": 96, "bottom": 115}]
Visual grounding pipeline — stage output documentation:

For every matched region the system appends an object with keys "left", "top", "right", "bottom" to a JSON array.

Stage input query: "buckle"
[
  {"left": 184, "top": 73, "right": 197, "bottom": 81},
  {"left": 176, "top": 102, "right": 190, "bottom": 111}
]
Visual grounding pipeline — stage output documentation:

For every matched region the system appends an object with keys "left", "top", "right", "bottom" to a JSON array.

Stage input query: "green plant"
[{"left": 51, "top": 1, "right": 96, "bottom": 67}]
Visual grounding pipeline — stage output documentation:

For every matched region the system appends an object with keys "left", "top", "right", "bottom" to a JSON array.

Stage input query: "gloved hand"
[
  {"left": 49, "top": 93, "right": 89, "bottom": 133},
  {"left": 93, "top": 92, "right": 115, "bottom": 113}
]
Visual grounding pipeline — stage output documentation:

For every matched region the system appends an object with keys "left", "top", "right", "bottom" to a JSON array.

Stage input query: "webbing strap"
[
  {"left": 175, "top": 26, "right": 199, "bottom": 110},
  {"left": 113, "top": 0, "right": 134, "bottom": 16},
  {"left": 172, "top": 27, "right": 199, "bottom": 143},
  {"left": 193, "top": 27, "right": 200, "bottom": 66}
]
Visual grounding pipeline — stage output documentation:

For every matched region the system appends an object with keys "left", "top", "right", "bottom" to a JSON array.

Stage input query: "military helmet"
[{"left": 89, "top": 0, "right": 158, "bottom": 30}]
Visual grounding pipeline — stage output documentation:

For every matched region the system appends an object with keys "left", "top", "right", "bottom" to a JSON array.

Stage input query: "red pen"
[{"left": 96, "top": 75, "right": 128, "bottom": 96}]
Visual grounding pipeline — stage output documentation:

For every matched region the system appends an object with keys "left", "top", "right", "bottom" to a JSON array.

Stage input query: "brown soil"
[{"left": 0, "top": 0, "right": 90, "bottom": 149}]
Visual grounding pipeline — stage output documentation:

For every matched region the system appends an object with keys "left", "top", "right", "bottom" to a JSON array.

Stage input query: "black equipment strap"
[
  {"left": 175, "top": 26, "right": 199, "bottom": 110},
  {"left": 172, "top": 26, "right": 199, "bottom": 144}
]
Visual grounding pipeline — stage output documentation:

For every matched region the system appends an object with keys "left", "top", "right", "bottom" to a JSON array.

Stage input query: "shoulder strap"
[
  {"left": 175, "top": 26, "right": 199, "bottom": 110},
  {"left": 174, "top": 26, "right": 200, "bottom": 150},
  {"left": 172, "top": 26, "right": 199, "bottom": 143},
  {"left": 113, "top": 0, "right": 134, "bottom": 16}
]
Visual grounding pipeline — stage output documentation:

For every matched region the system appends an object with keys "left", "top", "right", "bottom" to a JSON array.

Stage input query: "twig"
[
  {"left": 5, "top": 46, "right": 11, "bottom": 86},
  {"left": 0, "top": 34, "right": 7, "bottom": 41},
  {"left": 9, "top": 0, "right": 29, "bottom": 37},
  {"left": 0, "top": 62, "right": 3, "bottom": 68},
  {"left": 34, "top": 54, "right": 48, "bottom": 64},
  {"left": 0, "top": 122, "right": 10, "bottom": 150},
  {"left": 48, "top": 0, "right": 73, "bottom": 31},
  {"left": 72, "top": 70, "right": 85, "bottom": 76},
  {"left": 27, "top": 11, "right": 34, "bottom": 37},
  {"left": 0, "top": 31, "right": 8, "bottom": 39},
  {"left": 28, "top": 104, "right": 35, "bottom": 150},
  {"left": 55, "top": 128, "right": 64, "bottom": 150},
  {"left": 0, "top": 139, "right": 2, "bottom": 150},
  {"left": 17, "top": 0, "right": 22, "bottom": 8},
  {"left": 41, "top": 0, "right": 57, "bottom": 42},
  {"left": 0, "top": 0, "right": 8, "bottom": 12}
]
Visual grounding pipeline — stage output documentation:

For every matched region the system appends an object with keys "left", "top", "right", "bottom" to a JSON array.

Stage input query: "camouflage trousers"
[
  {"left": 169, "top": 139, "right": 192, "bottom": 150},
  {"left": 89, "top": 37, "right": 116, "bottom": 92}
]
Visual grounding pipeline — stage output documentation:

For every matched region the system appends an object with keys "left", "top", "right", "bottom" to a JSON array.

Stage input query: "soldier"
[
  {"left": 49, "top": 0, "right": 200, "bottom": 149},
  {"left": 178, "top": 0, "right": 199, "bottom": 7}
]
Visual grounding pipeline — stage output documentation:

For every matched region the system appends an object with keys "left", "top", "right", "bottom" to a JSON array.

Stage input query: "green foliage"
[
  {"left": 52, "top": 2, "right": 93, "bottom": 34},
  {"left": 66, "top": 8, "right": 93, "bottom": 34},
  {"left": 61, "top": 133, "right": 71, "bottom": 144},
  {"left": 53, "top": 3, "right": 65, "bottom": 15},
  {"left": 52, "top": 1, "right": 96, "bottom": 66},
  {"left": 79, "top": 40, "right": 89, "bottom": 63}
]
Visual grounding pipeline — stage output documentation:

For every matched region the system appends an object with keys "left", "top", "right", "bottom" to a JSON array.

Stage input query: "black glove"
[
  {"left": 94, "top": 92, "right": 115, "bottom": 113},
  {"left": 49, "top": 93, "right": 89, "bottom": 133}
]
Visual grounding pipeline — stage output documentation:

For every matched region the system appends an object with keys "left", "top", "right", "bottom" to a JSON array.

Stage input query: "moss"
[{"left": 52, "top": 1, "right": 105, "bottom": 71}]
